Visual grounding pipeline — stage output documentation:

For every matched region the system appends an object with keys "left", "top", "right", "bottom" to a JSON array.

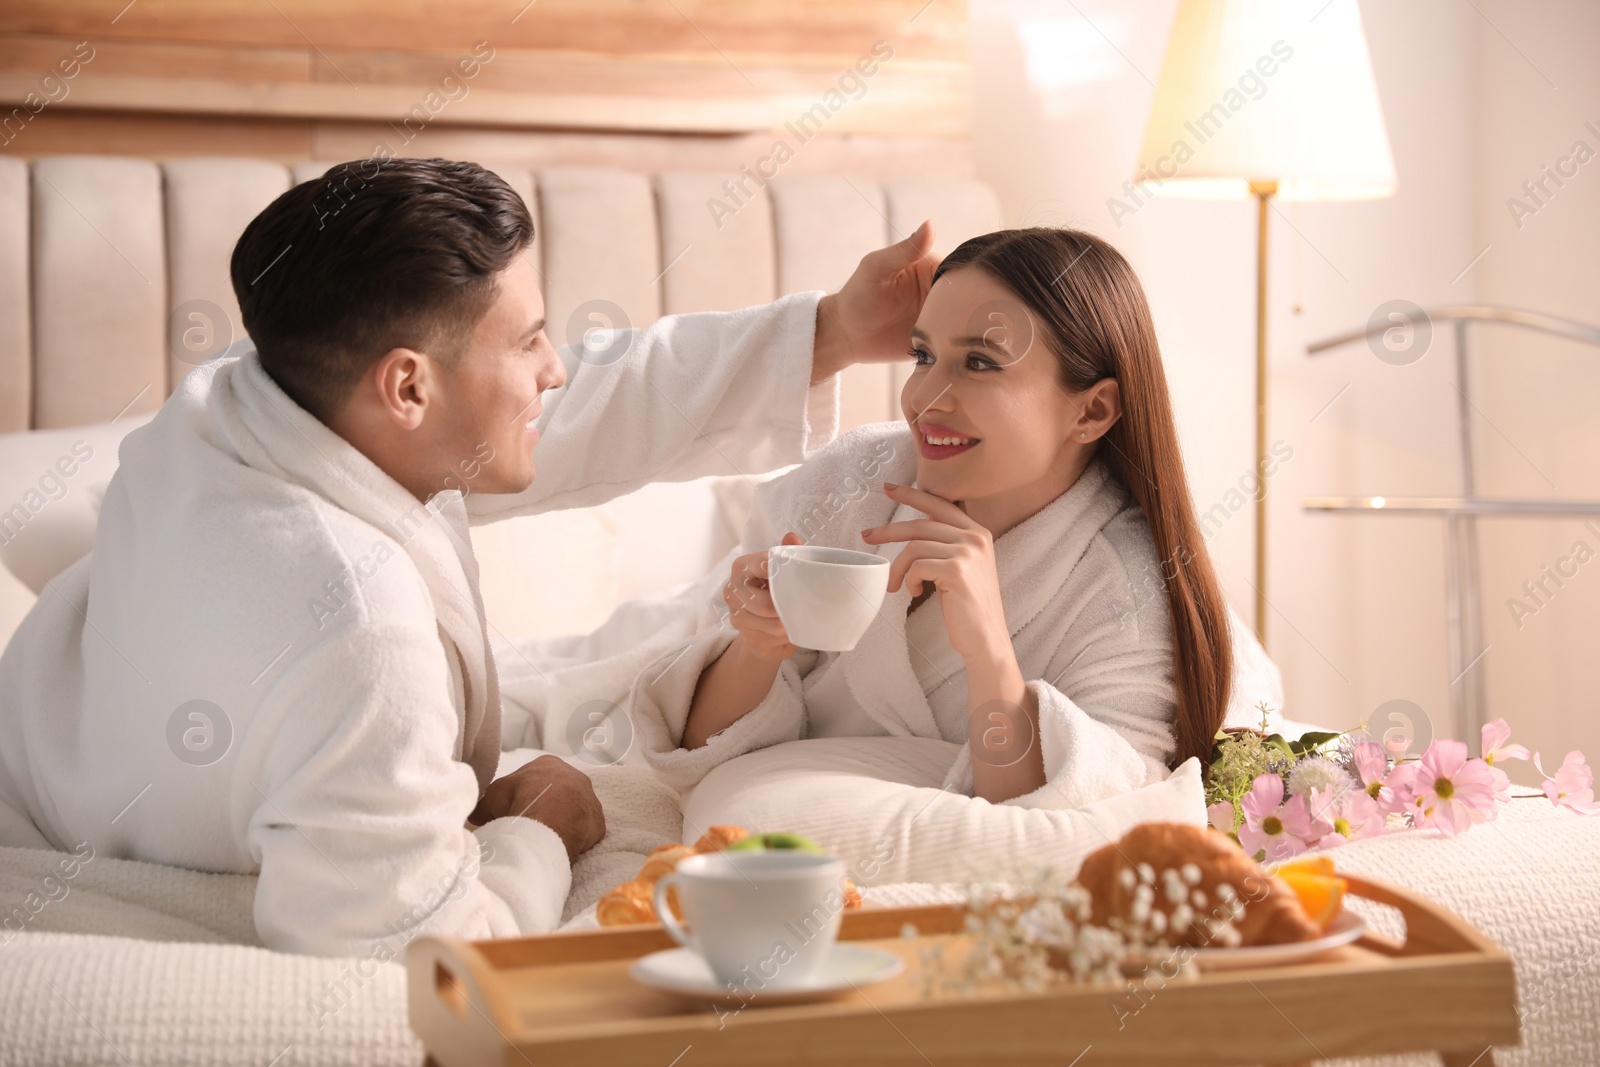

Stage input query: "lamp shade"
[{"left": 1135, "top": 0, "right": 1395, "bottom": 201}]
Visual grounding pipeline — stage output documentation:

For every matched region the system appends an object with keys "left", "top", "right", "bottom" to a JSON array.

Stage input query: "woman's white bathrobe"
[
  {"left": 0, "top": 292, "right": 836, "bottom": 956},
  {"left": 632, "top": 422, "right": 1182, "bottom": 810}
]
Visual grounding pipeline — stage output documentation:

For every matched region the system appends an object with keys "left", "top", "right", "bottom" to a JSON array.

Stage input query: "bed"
[{"left": 0, "top": 155, "right": 1594, "bottom": 1066}]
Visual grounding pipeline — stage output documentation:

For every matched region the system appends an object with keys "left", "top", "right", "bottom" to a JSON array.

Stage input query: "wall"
[
  {"left": 972, "top": 0, "right": 1597, "bottom": 781},
  {"left": 1471, "top": 0, "right": 1600, "bottom": 781}
]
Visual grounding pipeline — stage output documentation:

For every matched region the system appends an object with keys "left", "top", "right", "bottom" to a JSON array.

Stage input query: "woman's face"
[{"left": 900, "top": 266, "right": 1118, "bottom": 532}]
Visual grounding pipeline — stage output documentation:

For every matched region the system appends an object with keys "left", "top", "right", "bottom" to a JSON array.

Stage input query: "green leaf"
[
  {"left": 1262, "top": 734, "right": 1295, "bottom": 758},
  {"left": 1286, "top": 732, "right": 1341, "bottom": 756},
  {"left": 1294, "top": 730, "right": 1341, "bottom": 749}
]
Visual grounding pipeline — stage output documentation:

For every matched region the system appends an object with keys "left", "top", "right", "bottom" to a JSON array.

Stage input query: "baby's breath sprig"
[{"left": 911, "top": 865, "right": 1246, "bottom": 999}]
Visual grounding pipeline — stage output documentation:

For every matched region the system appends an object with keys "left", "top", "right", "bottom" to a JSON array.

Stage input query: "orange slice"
[
  {"left": 1276, "top": 868, "right": 1347, "bottom": 928},
  {"left": 1273, "top": 855, "right": 1337, "bottom": 878}
]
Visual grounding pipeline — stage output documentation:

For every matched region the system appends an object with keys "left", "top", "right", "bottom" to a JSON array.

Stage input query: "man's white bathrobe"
[
  {"left": 0, "top": 292, "right": 836, "bottom": 956},
  {"left": 632, "top": 422, "right": 1182, "bottom": 810}
]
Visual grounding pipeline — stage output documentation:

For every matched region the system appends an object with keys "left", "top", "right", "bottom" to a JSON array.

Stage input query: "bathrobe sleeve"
[
  {"left": 626, "top": 451, "right": 839, "bottom": 792},
  {"left": 246, "top": 614, "right": 571, "bottom": 956},
  {"left": 629, "top": 627, "right": 814, "bottom": 793},
  {"left": 950, "top": 519, "right": 1181, "bottom": 811},
  {"left": 464, "top": 291, "right": 839, "bottom": 524}
]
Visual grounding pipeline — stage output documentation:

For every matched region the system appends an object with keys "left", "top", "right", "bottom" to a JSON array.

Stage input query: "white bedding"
[{"left": 1, "top": 749, "right": 1594, "bottom": 1066}]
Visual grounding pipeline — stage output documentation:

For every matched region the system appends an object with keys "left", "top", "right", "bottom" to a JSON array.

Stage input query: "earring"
[{"left": 1079, "top": 432, "right": 1087, "bottom": 439}]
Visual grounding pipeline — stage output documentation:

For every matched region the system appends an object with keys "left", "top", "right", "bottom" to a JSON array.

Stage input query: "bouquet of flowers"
[{"left": 1205, "top": 703, "right": 1598, "bottom": 862}]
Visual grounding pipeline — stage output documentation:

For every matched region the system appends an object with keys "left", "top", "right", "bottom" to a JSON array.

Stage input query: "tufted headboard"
[{"left": 0, "top": 156, "right": 1002, "bottom": 435}]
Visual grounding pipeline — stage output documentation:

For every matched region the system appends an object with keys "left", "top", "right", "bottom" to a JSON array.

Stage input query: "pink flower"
[
  {"left": 1239, "top": 773, "right": 1314, "bottom": 861},
  {"left": 1481, "top": 718, "right": 1531, "bottom": 765},
  {"left": 1207, "top": 801, "right": 1237, "bottom": 833},
  {"left": 1306, "top": 786, "right": 1385, "bottom": 847},
  {"left": 1536, "top": 751, "right": 1600, "bottom": 814},
  {"left": 1386, "top": 761, "right": 1420, "bottom": 815},
  {"left": 1481, "top": 718, "right": 1531, "bottom": 802},
  {"left": 1353, "top": 739, "right": 1414, "bottom": 816},
  {"left": 1409, "top": 740, "right": 1499, "bottom": 837}
]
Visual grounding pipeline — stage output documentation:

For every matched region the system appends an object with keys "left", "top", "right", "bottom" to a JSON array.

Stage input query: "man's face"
[{"left": 428, "top": 253, "right": 564, "bottom": 496}]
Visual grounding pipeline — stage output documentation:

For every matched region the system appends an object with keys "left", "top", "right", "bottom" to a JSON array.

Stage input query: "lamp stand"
[{"left": 1250, "top": 180, "right": 1278, "bottom": 649}]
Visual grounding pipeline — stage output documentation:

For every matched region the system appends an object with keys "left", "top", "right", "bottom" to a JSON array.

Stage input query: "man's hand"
[
  {"left": 469, "top": 754, "right": 606, "bottom": 862},
  {"left": 811, "top": 220, "right": 940, "bottom": 384}
]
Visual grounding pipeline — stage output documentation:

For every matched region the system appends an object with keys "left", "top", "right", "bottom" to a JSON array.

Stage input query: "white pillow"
[
  {"left": 0, "top": 414, "right": 155, "bottom": 595},
  {"left": 473, "top": 475, "right": 749, "bottom": 642},
  {"left": 1222, "top": 604, "right": 1289, "bottom": 730},
  {"left": 683, "top": 736, "right": 1205, "bottom": 886}
]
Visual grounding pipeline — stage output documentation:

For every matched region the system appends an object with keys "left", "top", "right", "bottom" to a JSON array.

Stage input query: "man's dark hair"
[{"left": 230, "top": 157, "right": 534, "bottom": 421}]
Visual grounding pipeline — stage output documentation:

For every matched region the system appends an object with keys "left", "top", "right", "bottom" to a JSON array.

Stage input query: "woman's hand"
[
  {"left": 721, "top": 532, "right": 803, "bottom": 663},
  {"left": 683, "top": 533, "right": 805, "bottom": 749},
  {"left": 863, "top": 482, "right": 1044, "bottom": 802},
  {"left": 861, "top": 483, "right": 1010, "bottom": 662}
]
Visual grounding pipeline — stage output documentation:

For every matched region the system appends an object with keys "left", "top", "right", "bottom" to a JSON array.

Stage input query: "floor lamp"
[{"left": 1133, "top": 0, "right": 1396, "bottom": 648}]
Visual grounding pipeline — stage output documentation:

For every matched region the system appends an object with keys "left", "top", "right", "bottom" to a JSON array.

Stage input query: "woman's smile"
[{"left": 917, "top": 420, "right": 981, "bottom": 460}]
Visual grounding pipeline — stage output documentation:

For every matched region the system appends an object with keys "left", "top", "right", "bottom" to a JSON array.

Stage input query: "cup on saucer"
[{"left": 652, "top": 850, "right": 849, "bottom": 994}]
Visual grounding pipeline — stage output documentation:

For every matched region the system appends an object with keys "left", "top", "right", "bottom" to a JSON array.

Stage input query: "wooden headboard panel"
[{"left": 0, "top": 0, "right": 973, "bottom": 179}]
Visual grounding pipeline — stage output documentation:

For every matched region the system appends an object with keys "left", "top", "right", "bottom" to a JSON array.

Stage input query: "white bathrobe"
[
  {"left": 631, "top": 422, "right": 1184, "bottom": 810},
  {"left": 0, "top": 291, "right": 836, "bottom": 956}
]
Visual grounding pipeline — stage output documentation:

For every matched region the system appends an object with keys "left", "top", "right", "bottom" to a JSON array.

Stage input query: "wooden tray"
[{"left": 408, "top": 874, "right": 1519, "bottom": 1067}]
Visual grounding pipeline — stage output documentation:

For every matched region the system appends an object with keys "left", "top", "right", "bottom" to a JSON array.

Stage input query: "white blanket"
[
  {"left": 634, "top": 423, "right": 1191, "bottom": 806},
  {"left": 0, "top": 291, "right": 837, "bottom": 956}
]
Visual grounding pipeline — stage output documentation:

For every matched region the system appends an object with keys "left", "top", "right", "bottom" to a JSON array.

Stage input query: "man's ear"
[{"left": 371, "top": 348, "right": 432, "bottom": 431}]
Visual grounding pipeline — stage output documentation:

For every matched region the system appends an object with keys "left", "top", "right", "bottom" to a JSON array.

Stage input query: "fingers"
[
  {"left": 724, "top": 574, "right": 780, "bottom": 620},
  {"left": 873, "top": 219, "right": 936, "bottom": 272},
  {"left": 781, "top": 531, "right": 804, "bottom": 546},
  {"left": 487, "top": 758, "right": 606, "bottom": 859},
  {"left": 734, "top": 607, "right": 790, "bottom": 640},
  {"left": 862, "top": 518, "right": 966, "bottom": 546},
  {"left": 881, "top": 481, "right": 978, "bottom": 529},
  {"left": 886, "top": 540, "right": 957, "bottom": 592},
  {"left": 473, "top": 759, "right": 561, "bottom": 824},
  {"left": 901, "top": 558, "right": 955, "bottom": 598}
]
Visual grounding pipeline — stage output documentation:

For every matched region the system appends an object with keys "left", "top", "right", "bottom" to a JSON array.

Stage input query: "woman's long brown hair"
[{"left": 933, "top": 228, "right": 1232, "bottom": 769}]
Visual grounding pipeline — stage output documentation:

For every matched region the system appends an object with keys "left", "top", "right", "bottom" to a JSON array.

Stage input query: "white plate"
[
  {"left": 1193, "top": 910, "right": 1368, "bottom": 971},
  {"left": 630, "top": 943, "right": 905, "bottom": 1005}
]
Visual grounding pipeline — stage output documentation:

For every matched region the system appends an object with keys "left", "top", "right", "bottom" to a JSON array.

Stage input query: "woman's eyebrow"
[{"left": 908, "top": 325, "right": 1006, "bottom": 351}]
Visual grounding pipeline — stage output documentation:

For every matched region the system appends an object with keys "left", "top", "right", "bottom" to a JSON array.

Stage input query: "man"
[{"left": 0, "top": 158, "right": 936, "bottom": 955}]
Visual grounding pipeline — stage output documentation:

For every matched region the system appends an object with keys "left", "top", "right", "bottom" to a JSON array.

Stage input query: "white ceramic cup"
[
  {"left": 653, "top": 851, "right": 848, "bottom": 992},
  {"left": 766, "top": 545, "right": 889, "bottom": 652}
]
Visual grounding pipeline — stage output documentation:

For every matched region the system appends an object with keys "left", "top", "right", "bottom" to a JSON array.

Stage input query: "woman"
[{"left": 631, "top": 227, "right": 1232, "bottom": 809}]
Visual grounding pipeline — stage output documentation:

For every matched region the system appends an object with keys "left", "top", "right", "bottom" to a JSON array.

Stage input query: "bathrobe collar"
[
  {"left": 844, "top": 442, "right": 1128, "bottom": 740},
  {"left": 221, "top": 352, "right": 502, "bottom": 795}
]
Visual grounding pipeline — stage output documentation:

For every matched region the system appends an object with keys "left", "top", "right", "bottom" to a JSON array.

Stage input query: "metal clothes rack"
[{"left": 1304, "top": 306, "right": 1600, "bottom": 743}]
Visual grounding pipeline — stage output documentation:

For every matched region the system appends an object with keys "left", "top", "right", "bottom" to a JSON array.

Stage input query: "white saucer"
[
  {"left": 1194, "top": 910, "right": 1368, "bottom": 971},
  {"left": 630, "top": 943, "right": 905, "bottom": 1005}
]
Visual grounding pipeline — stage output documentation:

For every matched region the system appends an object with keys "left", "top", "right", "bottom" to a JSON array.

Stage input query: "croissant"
[
  {"left": 1074, "top": 822, "right": 1321, "bottom": 948},
  {"left": 637, "top": 844, "right": 697, "bottom": 885},
  {"left": 692, "top": 825, "right": 750, "bottom": 853},
  {"left": 595, "top": 879, "right": 655, "bottom": 927}
]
